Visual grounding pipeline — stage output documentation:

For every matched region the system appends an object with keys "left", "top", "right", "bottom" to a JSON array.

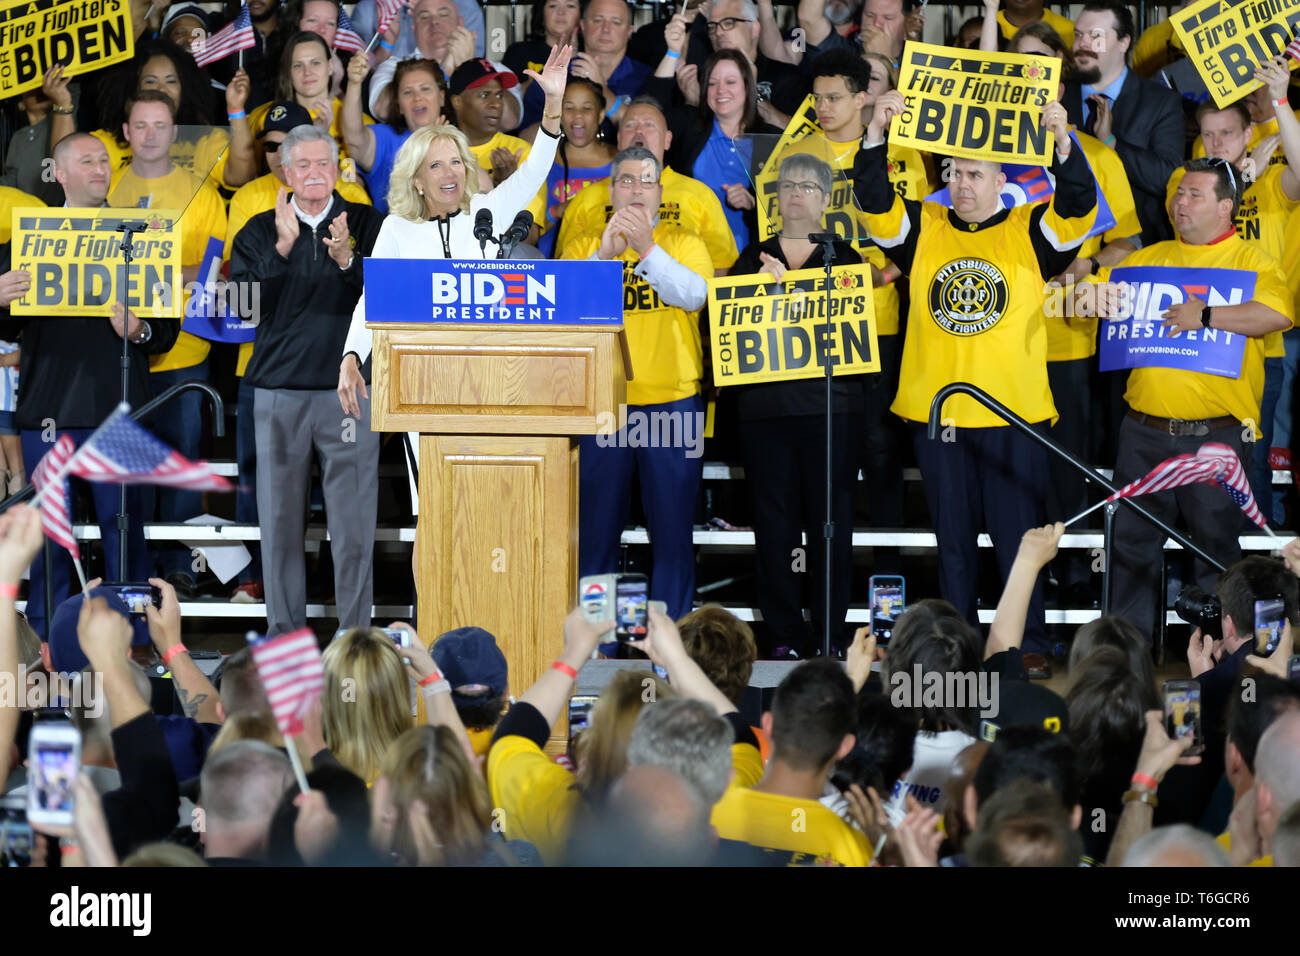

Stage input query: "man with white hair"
[
  {"left": 1247, "top": 711, "right": 1300, "bottom": 865},
  {"left": 230, "top": 124, "right": 385, "bottom": 636},
  {"left": 1122, "top": 824, "right": 1232, "bottom": 867},
  {"left": 199, "top": 741, "right": 296, "bottom": 864}
]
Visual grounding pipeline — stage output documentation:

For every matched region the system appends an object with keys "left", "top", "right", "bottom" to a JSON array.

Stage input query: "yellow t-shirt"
[
  {"left": 468, "top": 132, "right": 549, "bottom": 231},
  {"left": 1132, "top": 20, "right": 1182, "bottom": 78},
  {"left": 0, "top": 186, "right": 45, "bottom": 244},
  {"left": 557, "top": 165, "right": 739, "bottom": 272},
  {"left": 566, "top": 227, "right": 713, "bottom": 405},
  {"left": 710, "top": 786, "right": 874, "bottom": 866},
  {"left": 109, "top": 164, "right": 228, "bottom": 372},
  {"left": 1108, "top": 233, "right": 1292, "bottom": 431},
  {"left": 997, "top": 7, "right": 1075, "bottom": 47},
  {"left": 1167, "top": 164, "right": 1299, "bottom": 357},
  {"left": 1047, "top": 129, "right": 1142, "bottom": 362},
  {"left": 224, "top": 172, "right": 373, "bottom": 376},
  {"left": 869, "top": 198, "right": 1092, "bottom": 427},
  {"left": 92, "top": 128, "right": 231, "bottom": 189}
]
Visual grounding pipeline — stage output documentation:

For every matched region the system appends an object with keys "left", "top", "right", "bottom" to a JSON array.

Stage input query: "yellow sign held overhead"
[
  {"left": 10, "top": 208, "right": 184, "bottom": 318},
  {"left": 0, "top": 0, "right": 134, "bottom": 98},
  {"left": 1171, "top": 0, "right": 1300, "bottom": 108},
  {"left": 890, "top": 42, "right": 1059, "bottom": 165},
  {"left": 707, "top": 263, "right": 880, "bottom": 386}
]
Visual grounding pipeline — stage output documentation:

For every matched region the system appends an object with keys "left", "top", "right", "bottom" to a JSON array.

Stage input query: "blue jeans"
[
  {"left": 143, "top": 361, "right": 210, "bottom": 578},
  {"left": 1251, "top": 356, "right": 1282, "bottom": 524},
  {"left": 21, "top": 428, "right": 150, "bottom": 640},
  {"left": 578, "top": 394, "right": 704, "bottom": 639},
  {"left": 236, "top": 377, "right": 262, "bottom": 583}
]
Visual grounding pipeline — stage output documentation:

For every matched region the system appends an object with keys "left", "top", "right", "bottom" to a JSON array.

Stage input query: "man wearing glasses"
[
  {"left": 566, "top": 147, "right": 713, "bottom": 625},
  {"left": 1100, "top": 157, "right": 1292, "bottom": 645},
  {"left": 223, "top": 104, "right": 373, "bottom": 605}
]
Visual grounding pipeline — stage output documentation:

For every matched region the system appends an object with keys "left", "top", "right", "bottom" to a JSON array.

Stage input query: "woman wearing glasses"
[{"left": 729, "top": 154, "right": 865, "bottom": 660}]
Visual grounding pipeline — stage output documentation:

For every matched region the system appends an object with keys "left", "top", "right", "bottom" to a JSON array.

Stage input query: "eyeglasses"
[
  {"left": 706, "top": 16, "right": 753, "bottom": 33},
  {"left": 613, "top": 174, "right": 658, "bottom": 187},
  {"left": 1206, "top": 156, "right": 1238, "bottom": 193},
  {"left": 263, "top": 140, "right": 282, "bottom": 153},
  {"left": 779, "top": 180, "right": 823, "bottom": 196}
]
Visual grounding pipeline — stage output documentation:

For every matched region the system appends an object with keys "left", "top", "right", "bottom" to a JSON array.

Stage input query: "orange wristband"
[
  {"left": 1131, "top": 772, "right": 1159, "bottom": 791},
  {"left": 552, "top": 661, "right": 578, "bottom": 679},
  {"left": 0, "top": 582, "right": 17, "bottom": 599},
  {"left": 417, "top": 670, "right": 445, "bottom": 687},
  {"left": 161, "top": 643, "right": 188, "bottom": 667}
]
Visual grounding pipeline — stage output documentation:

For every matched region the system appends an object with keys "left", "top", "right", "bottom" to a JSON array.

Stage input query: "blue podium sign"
[{"left": 364, "top": 258, "right": 624, "bottom": 325}]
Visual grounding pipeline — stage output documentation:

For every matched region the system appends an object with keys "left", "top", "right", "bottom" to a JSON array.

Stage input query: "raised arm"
[
  {"left": 986, "top": 523, "right": 1063, "bottom": 660},
  {"left": 758, "top": 0, "right": 800, "bottom": 64},
  {"left": 145, "top": 577, "right": 222, "bottom": 725},
  {"left": 979, "top": 0, "right": 1000, "bottom": 51},
  {"left": 0, "top": 505, "right": 44, "bottom": 785},
  {"left": 342, "top": 52, "right": 379, "bottom": 173},
  {"left": 221, "top": 70, "right": 259, "bottom": 189},
  {"left": 797, "top": 0, "right": 834, "bottom": 51},
  {"left": 388, "top": 622, "right": 477, "bottom": 767},
  {"left": 857, "top": 92, "right": 922, "bottom": 273},
  {"left": 1105, "top": 711, "right": 1198, "bottom": 866},
  {"left": 629, "top": 607, "right": 738, "bottom": 716},
  {"left": 1256, "top": 57, "right": 1300, "bottom": 200}
]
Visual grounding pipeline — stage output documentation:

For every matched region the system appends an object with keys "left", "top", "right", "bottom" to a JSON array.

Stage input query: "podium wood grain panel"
[{"left": 417, "top": 435, "right": 577, "bottom": 750}]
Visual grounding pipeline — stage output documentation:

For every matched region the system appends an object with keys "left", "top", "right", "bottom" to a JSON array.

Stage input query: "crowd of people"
[{"left": 0, "top": 0, "right": 1299, "bottom": 868}]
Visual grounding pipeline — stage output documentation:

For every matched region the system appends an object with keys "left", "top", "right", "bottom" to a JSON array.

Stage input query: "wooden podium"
[{"left": 368, "top": 320, "right": 628, "bottom": 744}]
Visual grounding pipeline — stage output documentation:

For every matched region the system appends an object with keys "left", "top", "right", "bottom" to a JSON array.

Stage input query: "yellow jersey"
[
  {"left": 557, "top": 165, "right": 739, "bottom": 272},
  {"left": 1167, "top": 164, "right": 1299, "bottom": 357},
  {"left": 566, "top": 227, "right": 713, "bottom": 405},
  {"left": 109, "top": 165, "right": 228, "bottom": 372},
  {"left": 1047, "top": 129, "right": 1142, "bottom": 362},
  {"left": 224, "top": 173, "right": 373, "bottom": 376},
  {"left": 0, "top": 186, "right": 44, "bottom": 244},
  {"left": 92, "top": 127, "right": 232, "bottom": 189},
  {"left": 710, "top": 786, "right": 874, "bottom": 866},
  {"left": 1108, "top": 233, "right": 1292, "bottom": 431},
  {"left": 998, "top": 7, "right": 1075, "bottom": 47}
]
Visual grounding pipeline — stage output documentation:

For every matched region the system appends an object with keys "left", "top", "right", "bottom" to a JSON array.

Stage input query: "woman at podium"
[{"left": 336, "top": 43, "right": 574, "bottom": 513}]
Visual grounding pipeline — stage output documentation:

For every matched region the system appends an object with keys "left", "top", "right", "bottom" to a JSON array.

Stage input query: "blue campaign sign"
[
  {"left": 363, "top": 258, "right": 624, "bottom": 325},
  {"left": 1098, "top": 265, "right": 1255, "bottom": 378}
]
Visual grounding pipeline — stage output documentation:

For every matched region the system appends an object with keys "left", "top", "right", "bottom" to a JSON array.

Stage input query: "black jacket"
[
  {"left": 0, "top": 245, "right": 180, "bottom": 431},
  {"left": 232, "top": 192, "right": 384, "bottom": 390},
  {"left": 102, "top": 711, "right": 182, "bottom": 860},
  {"left": 1064, "top": 70, "right": 1184, "bottom": 245}
]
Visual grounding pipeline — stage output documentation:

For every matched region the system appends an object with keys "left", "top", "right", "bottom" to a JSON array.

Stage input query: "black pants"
[
  {"left": 739, "top": 412, "right": 862, "bottom": 655},
  {"left": 1048, "top": 358, "right": 1094, "bottom": 589},
  {"left": 1111, "top": 414, "right": 1247, "bottom": 644},
  {"left": 911, "top": 420, "right": 1051, "bottom": 652},
  {"left": 862, "top": 334, "right": 905, "bottom": 527}
]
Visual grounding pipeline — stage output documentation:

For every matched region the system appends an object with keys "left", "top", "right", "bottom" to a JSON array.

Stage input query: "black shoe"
[{"left": 165, "top": 573, "right": 197, "bottom": 600}]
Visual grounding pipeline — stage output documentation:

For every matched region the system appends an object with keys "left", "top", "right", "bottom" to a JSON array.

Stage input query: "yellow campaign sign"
[
  {"left": 11, "top": 207, "right": 183, "bottom": 318},
  {"left": 890, "top": 41, "right": 1059, "bottom": 165},
  {"left": 1171, "top": 0, "right": 1300, "bottom": 108},
  {"left": 0, "top": 0, "right": 134, "bottom": 98},
  {"left": 708, "top": 263, "right": 880, "bottom": 386}
]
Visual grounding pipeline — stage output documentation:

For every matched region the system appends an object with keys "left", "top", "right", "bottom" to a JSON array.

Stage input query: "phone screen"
[
  {"left": 870, "top": 577, "right": 905, "bottom": 645},
  {"left": 30, "top": 742, "right": 77, "bottom": 817},
  {"left": 1290, "top": 655, "right": 1300, "bottom": 681},
  {"left": 383, "top": 627, "right": 411, "bottom": 649},
  {"left": 109, "top": 584, "right": 158, "bottom": 616},
  {"left": 1254, "top": 598, "right": 1286, "bottom": 657},
  {"left": 0, "top": 803, "right": 32, "bottom": 867},
  {"left": 615, "top": 576, "right": 648, "bottom": 641},
  {"left": 568, "top": 695, "right": 598, "bottom": 750},
  {"left": 1164, "top": 683, "right": 1202, "bottom": 756}
]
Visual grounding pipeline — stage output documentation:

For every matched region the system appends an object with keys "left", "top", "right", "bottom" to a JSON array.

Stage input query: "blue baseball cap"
[
  {"left": 431, "top": 626, "right": 508, "bottom": 700},
  {"left": 48, "top": 587, "right": 153, "bottom": 673}
]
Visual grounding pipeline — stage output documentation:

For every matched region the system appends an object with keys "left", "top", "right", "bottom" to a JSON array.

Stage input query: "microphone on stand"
[
  {"left": 496, "top": 211, "right": 534, "bottom": 260},
  {"left": 474, "top": 208, "right": 496, "bottom": 256}
]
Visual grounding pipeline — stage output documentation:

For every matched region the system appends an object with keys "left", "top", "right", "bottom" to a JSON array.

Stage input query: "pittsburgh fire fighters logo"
[{"left": 928, "top": 258, "right": 1008, "bottom": 335}]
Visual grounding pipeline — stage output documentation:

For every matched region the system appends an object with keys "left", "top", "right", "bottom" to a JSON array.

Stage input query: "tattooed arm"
[{"left": 145, "top": 577, "right": 222, "bottom": 725}]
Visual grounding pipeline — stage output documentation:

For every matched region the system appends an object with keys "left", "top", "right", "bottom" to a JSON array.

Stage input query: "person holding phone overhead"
[{"left": 337, "top": 44, "right": 574, "bottom": 592}]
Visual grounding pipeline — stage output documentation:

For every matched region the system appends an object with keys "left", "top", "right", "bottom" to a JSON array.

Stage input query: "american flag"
[
  {"left": 335, "top": 7, "right": 365, "bottom": 52},
  {"left": 1288, "top": 25, "right": 1300, "bottom": 62},
  {"left": 30, "top": 435, "right": 79, "bottom": 556},
  {"left": 376, "top": 0, "right": 404, "bottom": 35},
  {"left": 1106, "top": 441, "right": 1269, "bottom": 530},
  {"left": 248, "top": 629, "right": 326, "bottom": 736},
  {"left": 194, "top": 2, "right": 257, "bottom": 68},
  {"left": 68, "top": 405, "right": 233, "bottom": 492}
]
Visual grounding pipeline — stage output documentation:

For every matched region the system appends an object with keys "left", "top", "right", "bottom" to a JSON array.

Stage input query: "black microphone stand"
[
  {"left": 113, "top": 220, "right": 149, "bottom": 579},
  {"left": 817, "top": 234, "right": 838, "bottom": 659}
]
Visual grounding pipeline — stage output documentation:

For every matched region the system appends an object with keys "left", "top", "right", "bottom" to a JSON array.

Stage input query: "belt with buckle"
[{"left": 1126, "top": 410, "right": 1238, "bottom": 437}]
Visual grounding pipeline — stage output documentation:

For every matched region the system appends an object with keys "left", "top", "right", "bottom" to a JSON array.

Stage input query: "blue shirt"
[
  {"left": 691, "top": 119, "right": 753, "bottom": 253},
  {"left": 362, "top": 124, "right": 413, "bottom": 214},
  {"left": 1080, "top": 68, "right": 1128, "bottom": 129}
]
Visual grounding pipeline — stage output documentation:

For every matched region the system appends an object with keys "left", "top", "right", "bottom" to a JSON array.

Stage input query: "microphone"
[
  {"left": 496, "top": 210, "right": 534, "bottom": 259},
  {"left": 115, "top": 221, "right": 150, "bottom": 234},
  {"left": 473, "top": 208, "right": 495, "bottom": 256},
  {"left": 807, "top": 232, "right": 839, "bottom": 245}
]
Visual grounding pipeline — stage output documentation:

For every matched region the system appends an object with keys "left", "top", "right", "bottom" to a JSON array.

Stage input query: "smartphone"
[
  {"left": 1162, "top": 679, "right": 1203, "bottom": 758},
  {"left": 1254, "top": 597, "right": 1286, "bottom": 657},
  {"left": 26, "top": 722, "right": 81, "bottom": 828},
  {"left": 615, "top": 573, "right": 649, "bottom": 641},
  {"left": 579, "top": 573, "right": 616, "bottom": 624},
  {"left": 869, "top": 575, "right": 906, "bottom": 646},
  {"left": 383, "top": 627, "right": 411, "bottom": 649},
  {"left": 568, "top": 694, "right": 598, "bottom": 749},
  {"left": 103, "top": 582, "right": 162, "bottom": 617},
  {"left": 1289, "top": 655, "right": 1300, "bottom": 681},
  {"left": 0, "top": 799, "right": 33, "bottom": 868}
]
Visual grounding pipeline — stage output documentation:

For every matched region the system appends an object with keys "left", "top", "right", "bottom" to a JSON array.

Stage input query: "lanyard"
[{"left": 436, "top": 216, "right": 452, "bottom": 258}]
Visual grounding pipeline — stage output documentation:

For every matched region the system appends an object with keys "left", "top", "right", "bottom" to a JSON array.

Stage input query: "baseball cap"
[
  {"left": 259, "top": 101, "right": 314, "bottom": 138},
  {"left": 979, "top": 680, "right": 1069, "bottom": 742},
  {"left": 431, "top": 626, "right": 508, "bottom": 702},
  {"left": 48, "top": 587, "right": 153, "bottom": 674},
  {"left": 448, "top": 59, "right": 519, "bottom": 96},
  {"left": 161, "top": 3, "right": 209, "bottom": 33}
]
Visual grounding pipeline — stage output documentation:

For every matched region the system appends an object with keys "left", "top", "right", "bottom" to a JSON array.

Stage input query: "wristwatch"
[
  {"left": 1088, "top": 256, "right": 1101, "bottom": 276},
  {"left": 1200, "top": 305, "right": 1213, "bottom": 329},
  {"left": 130, "top": 320, "right": 152, "bottom": 345}
]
